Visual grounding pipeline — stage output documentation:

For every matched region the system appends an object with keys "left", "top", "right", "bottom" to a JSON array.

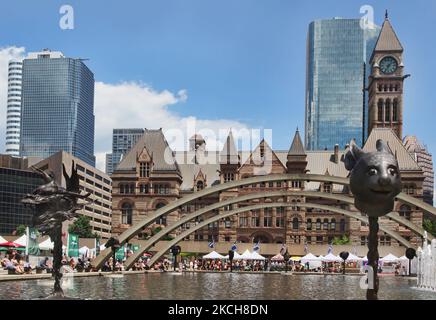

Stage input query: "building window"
[
  {"left": 316, "top": 219, "right": 321, "bottom": 230},
  {"left": 139, "top": 184, "right": 149, "bottom": 194},
  {"left": 316, "top": 236, "right": 323, "bottom": 244},
  {"left": 361, "top": 236, "right": 367, "bottom": 246},
  {"left": 224, "top": 218, "right": 232, "bottom": 228},
  {"left": 340, "top": 219, "right": 346, "bottom": 232},
  {"left": 224, "top": 173, "right": 235, "bottom": 182},
  {"left": 323, "top": 184, "right": 332, "bottom": 193},
  {"left": 330, "top": 219, "right": 336, "bottom": 231},
  {"left": 139, "top": 162, "right": 150, "bottom": 178},
  {"left": 196, "top": 181, "right": 204, "bottom": 191},
  {"left": 378, "top": 99, "right": 383, "bottom": 121},
  {"left": 292, "top": 217, "right": 299, "bottom": 230},
  {"left": 251, "top": 210, "right": 260, "bottom": 227},
  {"left": 392, "top": 99, "right": 398, "bottom": 122},
  {"left": 385, "top": 99, "right": 391, "bottom": 121},
  {"left": 239, "top": 213, "right": 248, "bottom": 227},
  {"left": 224, "top": 236, "right": 230, "bottom": 242},
  {"left": 276, "top": 208, "right": 284, "bottom": 227},
  {"left": 154, "top": 184, "right": 169, "bottom": 194},
  {"left": 291, "top": 181, "right": 301, "bottom": 188},
  {"left": 306, "top": 219, "right": 312, "bottom": 230},
  {"left": 264, "top": 209, "right": 272, "bottom": 227},
  {"left": 155, "top": 202, "right": 167, "bottom": 225},
  {"left": 399, "top": 205, "right": 411, "bottom": 221},
  {"left": 121, "top": 203, "right": 133, "bottom": 225},
  {"left": 323, "top": 219, "right": 329, "bottom": 230}
]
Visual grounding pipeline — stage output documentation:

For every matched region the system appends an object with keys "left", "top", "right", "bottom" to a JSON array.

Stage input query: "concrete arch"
[
  {"left": 92, "top": 174, "right": 436, "bottom": 269},
  {"left": 117, "top": 191, "right": 431, "bottom": 270},
  {"left": 144, "top": 202, "right": 412, "bottom": 268}
]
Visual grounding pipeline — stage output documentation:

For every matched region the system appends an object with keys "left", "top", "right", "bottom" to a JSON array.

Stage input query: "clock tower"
[{"left": 368, "top": 12, "right": 407, "bottom": 139}]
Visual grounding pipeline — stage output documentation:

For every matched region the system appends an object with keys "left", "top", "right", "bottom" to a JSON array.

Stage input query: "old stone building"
[{"left": 110, "top": 127, "right": 424, "bottom": 248}]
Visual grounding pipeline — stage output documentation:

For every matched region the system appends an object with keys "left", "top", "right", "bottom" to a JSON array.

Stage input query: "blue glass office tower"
[
  {"left": 305, "top": 18, "right": 380, "bottom": 150},
  {"left": 20, "top": 50, "right": 95, "bottom": 166},
  {"left": 106, "top": 128, "right": 145, "bottom": 175}
]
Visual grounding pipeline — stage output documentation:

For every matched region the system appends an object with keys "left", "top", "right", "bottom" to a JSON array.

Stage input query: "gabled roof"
[
  {"left": 220, "top": 130, "right": 239, "bottom": 165},
  {"left": 116, "top": 129, "right": 180, "bottom": 173},
  {"left": 373, "top": 18, "right": 403, "bottom": 52},
  {"left": 241, "top": 139, "right": 287, "bottom": 172},
  {"left": 364, "top": 128, "right": 421, "bottom": 171},
  {"left": 288, "top": 129, "right": 306, "bottom": 156}
]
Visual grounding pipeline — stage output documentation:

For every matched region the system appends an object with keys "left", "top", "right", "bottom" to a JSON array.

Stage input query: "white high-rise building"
[{"left": 5, "top": 59, "right": 23, "bottom": 155}]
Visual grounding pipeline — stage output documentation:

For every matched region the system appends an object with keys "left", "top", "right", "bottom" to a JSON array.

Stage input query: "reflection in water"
[{"left": 0, "top": 273, "right": 434, "bottom": 300}]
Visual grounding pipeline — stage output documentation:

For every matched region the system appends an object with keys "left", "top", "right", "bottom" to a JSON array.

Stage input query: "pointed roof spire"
[
  {"left": 373, "top": 13, "right": 403, "bottom": 52},
  {"left": 220, "top": 129, "right": 239, "bottom": 164},
  {"left": 288, "top": 128, "right": 306, "bottom": 156}
]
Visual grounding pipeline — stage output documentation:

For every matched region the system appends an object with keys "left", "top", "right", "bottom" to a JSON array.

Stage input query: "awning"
[
  {"left": 202, "top": 251, "right": 225, "bottom": 259},
  {"left": 271, "top": 253, "right": 284, "bottom": 261},
  {"left": 380, "top": 253, "right": 399, "bottom": 263},
  {"left": 38, "top": 237, "right": 54, "bottom": 251},
  {"left": 322, "top": 253, "right": 342, "bottom": 262}
]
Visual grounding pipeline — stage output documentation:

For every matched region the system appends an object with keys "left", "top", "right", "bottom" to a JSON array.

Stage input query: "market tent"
[
  {"left": 301, "top": 253, "right": 323, "bottom": 269},
  {"left": 380, "top": 253, "right": 399, "bottom": 263},
  {"left": 251, "top": 251, "right": 266, "bottom": 260},
  {"left": 14, "top": 234, "right": 27, "bottom": 246},
  {"left": 203, "top": 251, "right": 225, "bottom": 259},
  {"left": 271, "top": 253, "right": 284, "bottom": 261},
  {"left": 79, "top": 246, "right": 90, "bottom": 255},
  {"left": 290, "top": 256, "right": 301, "bottom": 262},
  {"left": 322, "top": 253, "right": 342, "bottom": 262},
  {"left": 240, "top": 249, "right": 254, "bottom": 260},
  {"left": 0, "top": 241, "right": 24, "bottom": 248},
  {"left": 100, "top": 244, "right": 106, "bottom": 251},
  {"left": 397, "top": 255, "right": 408, "bottom": 261},
  {"left": 344, "top": 253, "right": 363, "bottom": 261},
  {"left": 223, "top": 251, "right": 243, "bottom": 260},
  {"left": 0, "top": 236, "right": 7, "bottom": 243},
  {"left": 38, "top": 238, "right": 54, "bottom": 250}
]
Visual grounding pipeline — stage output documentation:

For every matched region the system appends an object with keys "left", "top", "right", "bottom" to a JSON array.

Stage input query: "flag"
[
  {"left": 27, "top": 227, "right": 40, "bottom": 256},
  {"left": 327, "top": 243, "right": 333, "bottom": 254},
  {"left": 115, "top": 244, "right": 125, "bottom": 261},
  {"left": 279, "top": 243, "right": 286, "bottom": 256},
  {"left": 231, "top": 241, "right": 237, "bottom": 251},
  {"left": 208, "top": 239, "right": 215, "bottom": 249},
  {"left": 253, "top": 241, "right": 260, "bottom": 252},
  {"left": 304, "top": 242, "right": 308, "bottom": 254},
  {"left": 67, "top": 233, "right": 79, "bottom": 257}
]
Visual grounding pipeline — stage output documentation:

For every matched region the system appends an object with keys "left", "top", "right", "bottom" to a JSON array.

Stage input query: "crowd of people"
[{"left": 1, "top": 251, "right": 34, "bottom": 274}]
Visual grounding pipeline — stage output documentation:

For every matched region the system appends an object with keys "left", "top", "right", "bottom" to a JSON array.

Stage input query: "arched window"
[
  {"left": 323, "top": 218, "right": 329, "bottom": 230},
  {"left": 306, "top": 219, "right": 312, "bottom": 230},
  {"left": 196, "top": 181, "right": 204, "bottom": 191},
  {"left": 330, "top": 219, "right": 336, "bottom": 231},
  {"left": 378, "top": 99, "right": 383, "bottom": 121},
  {"left": 399, "top": 205, "right": 411, "bottom": 220},
  {"left": 392, "top": 99, "right": 398, "bottom": 122},
  {"left": 316, "top": 219, "right": 321, "bottom": 230},
  {"left": 292, "top": 217, "right": 299, "bottom": 230},
  {"left": 340, "top": 219, "right": 346, "bottom": 232},
  {"left": 385, "top": 99, "right": 391, "bottom": 122},
  {"left": 155, "top": 202, "right": 167, "bottom": 225},
  {"left": 121, "top": 203, "right": 133, "bottom": 225}
]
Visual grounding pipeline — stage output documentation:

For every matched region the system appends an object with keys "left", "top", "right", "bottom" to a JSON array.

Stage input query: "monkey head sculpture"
[{"left": 344, "top": 139, "right": 401, "bottom": 217}]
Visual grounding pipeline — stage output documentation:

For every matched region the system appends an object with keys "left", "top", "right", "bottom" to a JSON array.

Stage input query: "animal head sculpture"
[{"left": 344, "top": 139, "right": 401, "bottom": 217}]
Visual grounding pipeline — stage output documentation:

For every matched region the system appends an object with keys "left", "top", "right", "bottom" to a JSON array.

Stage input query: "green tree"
[
  {"left": 332, "top": 235, "right": 351, "bottom": 245},
  {"left": 423, "top": 219, "right": 436, "bottom": 237},
  {"left": 68, "top": 215, "right": 99, "bottom": 239},
  {"left": 15, "top": 225, "right": 27, "bottom": 236}
]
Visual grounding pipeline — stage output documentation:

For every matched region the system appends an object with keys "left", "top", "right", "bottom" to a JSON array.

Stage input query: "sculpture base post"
[
  {"left": 51, "top": 223, "right": 64, "bottom": 297},
  {"left": 367, "top": 216, "right": 379, "bottom": 300}
]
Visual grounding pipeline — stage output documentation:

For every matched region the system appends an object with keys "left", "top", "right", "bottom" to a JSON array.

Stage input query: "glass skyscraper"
[
  {"left": 305, "top": 18, "right": 380, "bottom": 150},
  {"left": 106, "top": 128, "right": 145, "bottom": 175},
  {"left": 20, "top": 49, "right": 95, "bottom": 166}
]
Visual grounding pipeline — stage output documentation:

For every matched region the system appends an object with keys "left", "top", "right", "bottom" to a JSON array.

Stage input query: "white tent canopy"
[
  {"left": 240, "top": 249, "right": 254, "bottom": 260},
  {"left": 224, "top": 251, "right": 243, "bottom": 260},
  {"left": 380, "top": 253, "right": 399, "bottom": 263},
  {"left": 397, "top": 255, "right": 408, "bottom": 261},
  {"left": 0, "top": 236, "right": 7, "bottom": 243},
  {"left": 300, "top": 253, "right": 321, "bottom": 263},
  {"left": 79, "top": 246, "right": 90, "bottom": 255},
  {"left": 14, "top": 234, "right": 27, "bottom": 246},
  {"left": 38, "top": 238, "right": 54, "bottom": 250},
  {"left": 203, "top": 251, "right": 225, "bottom": 259},
  {"left": 344, "top": 253, "right": 363, "bottom": 261},
  {"left": 322, "top": 253, "right": 342, "bottom": 262},
  {"left": 251, "top": 251, "right": 266, "bottom": 260}
]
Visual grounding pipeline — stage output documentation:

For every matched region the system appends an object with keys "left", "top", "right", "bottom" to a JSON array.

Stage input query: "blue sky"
[{"left": 0, "top": 0, "right": 435, "bottom": 167}]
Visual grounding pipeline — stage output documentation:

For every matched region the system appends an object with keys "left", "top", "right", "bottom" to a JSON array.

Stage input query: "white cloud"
[
  {"left": 94, "top": 81, "right": 251, "bottom": 171},
  {"left": 0, "top": 46, "right": 26, "bottom": 151}
]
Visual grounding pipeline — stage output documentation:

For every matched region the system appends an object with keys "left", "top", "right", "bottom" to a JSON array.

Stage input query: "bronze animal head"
[{"left": 344, "top": 139, "right": 401, "bottom": 217}]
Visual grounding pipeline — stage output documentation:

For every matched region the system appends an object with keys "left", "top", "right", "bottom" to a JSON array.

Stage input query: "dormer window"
[
  {"left": 196, "top": 181, "right": 204, "bottom": 191},
  {"left": 139, "top": 162, "right": 150, "bottom": 178}
]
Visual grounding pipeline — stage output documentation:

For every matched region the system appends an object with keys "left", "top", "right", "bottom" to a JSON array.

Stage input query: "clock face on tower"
[{"left": 379, "top": 56, "right": 398, "bottom": 74}]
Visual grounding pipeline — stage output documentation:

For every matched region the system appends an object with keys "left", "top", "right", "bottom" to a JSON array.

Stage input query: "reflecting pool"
[{"left": 0, "top": 273, "right": 434, "bottom": 300}]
